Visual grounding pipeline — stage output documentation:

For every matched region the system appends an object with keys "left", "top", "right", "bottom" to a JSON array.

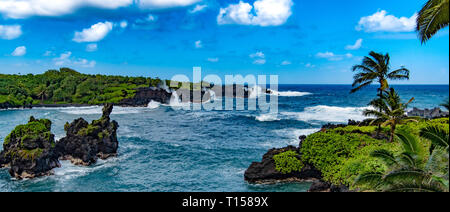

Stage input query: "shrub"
[{"left": 273, "top": 150, "right": 304, "bottom": 174}]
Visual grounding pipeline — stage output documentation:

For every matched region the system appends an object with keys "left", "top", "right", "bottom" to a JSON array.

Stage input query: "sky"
[{"left": 0, "top": 0, "right": 448, "bottom": 84}]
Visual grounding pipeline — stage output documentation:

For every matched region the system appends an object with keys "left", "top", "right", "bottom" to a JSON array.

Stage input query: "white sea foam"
[
  {"left": 269, "top": 90, "right": 312, "bottom": 97},
  {"left": 147, "top": 101, "right": 161, "bottom": 109},
  {"left": 255, "top": 113, "right": 281, "bottom": 122},
  {"left": 55, "top": 106, "right": 144, "bottom": 115},
  {"left": 273, "top": 128, "right": 321, "bottom": 146},
  {"left": 281, "top": 105, "right": 371, "bottom": 123}
]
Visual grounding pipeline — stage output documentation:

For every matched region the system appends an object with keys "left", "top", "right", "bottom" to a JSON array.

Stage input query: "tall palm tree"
[
  {"left": 351, "top": 51, "right": 410, "bottom": 98},
  {"left": 355, "top": 128, "right": 449, "bottom": 192},
  {"left": 417, "top": 0, "right": 449, "bottom": 44},
  {"left": 363, "top": 88, "right": 420, "bottom": 142}
]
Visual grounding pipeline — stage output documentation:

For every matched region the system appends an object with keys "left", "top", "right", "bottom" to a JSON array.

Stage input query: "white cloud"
[
  {"left": 316, "top": 52, "right": 353, "bottom": 61},
  {"left": 0, "top": 0, "right": 132, "bottom": 19},
  {"left": 11, "top": 46, "right": 26, "bottom": 56},
  {"left": 249, "top": 51, "right": 266, "bottom": 64},
  {"left": 207, "top": 58, "right": 219, "bottom": 62},
  {"left": 119, "top": 20, "right": 128, "bottom": 28},
  {"left": 53, "top": 51, "right": 95, "bottom": 68},
  {"left": 218, "top": 0, "right": 293, "bottom": 27},
  {"left": 86, "top": 43, "right": 98, "bottom": 52},
  {"left": 253, "top": 59, "right": 266, "bottom": 65},
  {"left": 54, "top": 51, "right": 72, "bottom": 65},
  {"left": 189, "top": 4, "right": 207, "bottom": 13},
  {"left": 74, "top": 58, "right": 96, "bottom": 68},
  {"left": 138, "top": 0, "right": 200, "bottom": 9},
  {"left": 195, "top": 40, "right": 203, "bottom": 48},
  {"left": 281, "top": 60, "right": 291, "bottom": 65},
  {"left": 0, "top": 24, "right": 22, "bottom": 39},
  {"left": 345, "top": 38, "right": 363, "bottom": 50},
  {"left": 0, "top": 0, "right": 199, "bottom": 19},
  {"left": 356, "top": 10, "right": 417, "bottom": 32},
  {"left": 73, "top": 21, "right": 113, "bottom": 43},
  {"left": 250, "top": 51, "right": 265, "bottom": 58}
]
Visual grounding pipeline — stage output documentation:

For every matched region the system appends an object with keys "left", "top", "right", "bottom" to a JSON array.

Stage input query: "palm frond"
[
  {"left": 384, "top": 168, "right": 427, "bottom": 183},
  {"left": 395, "top": 128, "right": 422, "bottom": 155},
  {"left": 417, "top": 0, "right": 450, "bottom": 44},
  {"left": 370, "top": 149, "right": 398, "bottom": 166},
  {"left": 420, "top": 126, "right": 449, "bottom": 149},
  {"left": 354, "top": 172, "right": 384, "bottom": 188}
]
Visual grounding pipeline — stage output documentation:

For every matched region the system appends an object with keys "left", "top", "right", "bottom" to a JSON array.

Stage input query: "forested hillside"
[{"left": 0, "top": 68, "right": 166, "bottom": 107}]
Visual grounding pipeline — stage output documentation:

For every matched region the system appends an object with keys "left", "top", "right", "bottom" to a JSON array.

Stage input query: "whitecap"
[
  {"left": 147, "top": 101, "right": 161, "bottom": 109},
  {"left": 273, "top": 128, "right": 321, "bottom": 146},
  {"left": 281, "top": 105, "right": 372, "bottom": 123},
  {"left": 269, "top": 90, "right": 312, "bottom": 97},
  {"left": 255, "top": 113, "right": 281, "bottom": 122},
  {"left": 56, "top": 106, "right": 144, "bottom": 115}
]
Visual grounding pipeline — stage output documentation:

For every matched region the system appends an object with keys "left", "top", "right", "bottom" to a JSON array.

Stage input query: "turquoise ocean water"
[{"left": 0, "top": 85, "right": 448, "bottom": 192}]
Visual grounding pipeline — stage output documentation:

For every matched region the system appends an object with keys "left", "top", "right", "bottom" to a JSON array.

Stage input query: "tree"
[
  {"left": 355, "top": 128, "right": 449, "bottom": 192},
  {"left": 363, "top": 88, "right": 421, "bottom": 142},
  {"left": 417, "top": 0, "right": 449, "bottom": 44},
  {"left": 351, "top": 51, "right": 410, "bottom": 97},
  {"left": 33, "top": 84, "right": 49, "bottom": 103}
]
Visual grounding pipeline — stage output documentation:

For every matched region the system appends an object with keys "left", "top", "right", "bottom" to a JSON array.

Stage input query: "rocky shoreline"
[
  {"left": 0, "top": 104, "right": 120, "bottom": 179},
  {"left": 244, "top": 119, "right": 386, "bottom": 192}
]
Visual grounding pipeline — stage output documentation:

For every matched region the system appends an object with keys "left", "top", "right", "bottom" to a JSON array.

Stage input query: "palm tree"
[
  {"left": 34, "top": 84, "right": 49, "bottom": 103},
  {"left": 351, "top": 51, "right": 410, "bottom": 98},
  {"left": 420, "top": 125, "right": 449, "bottom": 151},
  {"left": 440, "top": 99, "right": 449, "bottom": 111},
  {"left": 417, "top": 0, "right": 449, "bottom": 44},
  {"left": 355, "top": 128, "right": 449, "bottom": 192},
  {"left": 363, "top": 88, "right": 420, "bottom": 142}
]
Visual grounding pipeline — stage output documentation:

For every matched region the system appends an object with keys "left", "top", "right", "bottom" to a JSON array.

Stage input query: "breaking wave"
[{"left": 281, "top": 105, "right": 371, "bottom": 123}]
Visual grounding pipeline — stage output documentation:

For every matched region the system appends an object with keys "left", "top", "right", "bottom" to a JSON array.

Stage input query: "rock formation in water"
[
  {"left": 0, "top": 117, "right": 60, "bottom": 179},
  {"left": 244, "top": 146, "right": 321, "bottom": 184},
  {"left": 119, "top": 87, "right": 173, "bottom": 106},
  {"left": 56, "top": 103, "right": 119, "bottom": 166},
  {"left": 407, "top": 107, "right": 449, "bottom": 119}
]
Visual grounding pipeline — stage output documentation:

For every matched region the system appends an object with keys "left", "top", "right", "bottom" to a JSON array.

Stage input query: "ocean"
[{"left": 0, "top": 85, "right": 448, "bottom": 192}]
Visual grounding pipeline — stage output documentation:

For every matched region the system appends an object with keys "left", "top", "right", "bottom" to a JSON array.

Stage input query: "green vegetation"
[
  {"left": 417, "top": 0, "right": 449, "bottom": 44},
  {"left": 273, "top": 150, "right": 304, "bottom": 174},
  {"left": 17, "top": 148, "right": 44, "bottom": 161},
  {"left": 363, "top": 88, "right": 421, "bottom": 142},
  {"left": 355, "top": 127, "right": 448, "bottom": 192},
  {"left": 4, "top": 117, "right": 52, "bottom": 147},
  {"left": 0, "top": 68, "right": 165, "bottom": 107},
  {"left": 299, "top": 118, "right": 448, "bottom": 190}
]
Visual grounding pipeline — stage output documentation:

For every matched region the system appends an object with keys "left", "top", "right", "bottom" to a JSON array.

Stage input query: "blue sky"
[{"left": 0, "top": 0, "right": 448, "bottom": 84}]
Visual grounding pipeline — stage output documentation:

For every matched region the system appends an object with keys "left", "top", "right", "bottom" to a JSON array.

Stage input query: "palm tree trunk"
[
  {"left": 389, "top": 124, "right": 396, "bottom": 143},
  {"left": 377, "top": 87, "right": 383, "bottom": 135}
]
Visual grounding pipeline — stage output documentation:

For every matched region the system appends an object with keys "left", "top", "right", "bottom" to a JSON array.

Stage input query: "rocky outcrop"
[
  {"left": 307, "top": 180, "right": 351, "bottom": 192},
  {"left": 119, "top": 87, "right": 173, "bottom": 106},
  {"left": 407, "top": 107, "right": 449, "bottom": 119},
  {"left": 244, "top": 146, "right": 321, "bottom": 184},
  {"left": 55, "top": 103, "right": 119, "bottom": 166},
  {"left": 0, "top": 117, "right": 60, "bottom": 179}
]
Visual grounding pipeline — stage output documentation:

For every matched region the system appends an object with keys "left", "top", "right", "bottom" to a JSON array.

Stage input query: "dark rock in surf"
[
  {"left": 119, "top": 87, "right": 173, "bottom": 106},
  {"left": 55, "top": 103, "right": 119, "bottom": 166},
  {"left": 244, "top": 146, "right": 321, "bottom": 184},
  {"left": 0, "top": 117, "right": 60, "bottom": 179},
  {"left": 407, "top": 107, "right": 449, "bottom": 119}
]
